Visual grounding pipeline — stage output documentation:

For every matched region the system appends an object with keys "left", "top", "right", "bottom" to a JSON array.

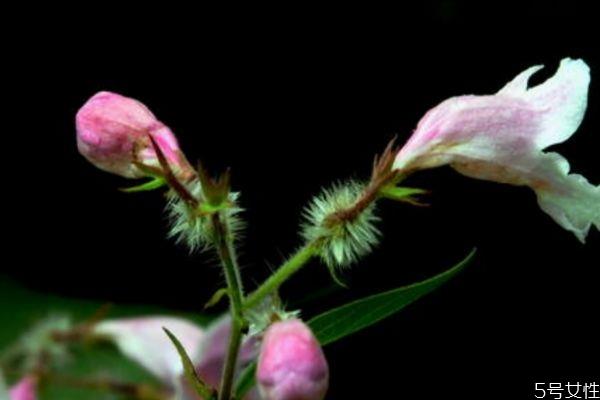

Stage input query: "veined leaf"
[
  {"left": 235, "top": 249, "right": 475, "bottom": 397},
  {"left": 309, "top": 249, "right": 475, "bottom": 345}
]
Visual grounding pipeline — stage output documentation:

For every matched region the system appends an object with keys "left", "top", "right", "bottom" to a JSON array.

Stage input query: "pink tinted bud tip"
[
  {"left": 76, "top": 91, "right": 191, "bottom": 179},
  {"left": 257, "top": 319, "right": 329, "bottom": 400},
  {"left": 9, "top": 376, "right": 37, "bottom": 400}
]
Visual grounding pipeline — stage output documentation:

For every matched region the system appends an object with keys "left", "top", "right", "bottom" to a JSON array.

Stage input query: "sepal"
[{"left": 120, "top": 177, "right": 167, "bottom": 193}]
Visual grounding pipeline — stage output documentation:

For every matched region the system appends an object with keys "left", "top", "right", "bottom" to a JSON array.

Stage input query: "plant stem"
[
  {"left": 220, "top": 317, "right": 243, "bottom": 400},
  {"left": 211, "top": 213, "right": 245, "bottom": 400},
  {"left": 244, "top": 244, "right": 317, "bottom": 310}
]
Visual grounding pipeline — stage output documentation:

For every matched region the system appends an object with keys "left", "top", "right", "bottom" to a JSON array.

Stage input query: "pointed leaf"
[
  {"left": 234, "top": 362, "right": 257, "bottom": 399},
  {"left": 163, "top": 328, "right": 214, "bottom": 400},
  {"left": 204, "top": 288, "right": 230, "bottom": 309},
  {"left": 309, "top": 249, "right": 475, "bottom": 345},
  {"left": 234, "top": 249, "right": 475, "bottom": 398},
  {"left": 120, "top": 177, "right": 166, "bottom": 193},
  {"left": 380, "top": 186, "right": 427, "bottom": 201}
]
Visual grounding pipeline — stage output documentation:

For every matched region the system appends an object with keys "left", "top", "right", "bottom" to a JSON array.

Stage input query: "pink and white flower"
[{"left": 394, "top": 58, "right": 599, "bottom": 242}]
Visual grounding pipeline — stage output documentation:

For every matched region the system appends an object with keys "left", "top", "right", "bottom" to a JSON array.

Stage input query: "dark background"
[{"left": 5, "top": 2, "right": 599, "bottom": 399}]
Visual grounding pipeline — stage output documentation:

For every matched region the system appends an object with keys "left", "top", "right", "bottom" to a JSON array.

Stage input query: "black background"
[{"left": 5, "top": 2, "right": 599, "bottom": 399}]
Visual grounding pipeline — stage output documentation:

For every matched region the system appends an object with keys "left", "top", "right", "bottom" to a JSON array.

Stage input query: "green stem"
[
  {"left": 244, "top": 244, "right": 317, "bottom": 310},
  {"left": 220, "top": 318, "right": 243, "bottom": 400},
  {"left": 212, "top": 213, "right": 245, "bottom": 400}
]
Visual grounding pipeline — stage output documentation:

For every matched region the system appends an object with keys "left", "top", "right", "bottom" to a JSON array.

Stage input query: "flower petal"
[
  {"left": 501, "top": 58, "right": 590, "bottom": 148},
  {"left": 95, "top": 316, "right": 204, "bottom": 385},
  {"left": 532, "top": 153, "right": 600, "bottom": 242},
  {"left": 497, "top": 64, "right": 544, "bottom": 95},
  {"left": 195, "top": 315, "right": 258, "bottom": 389}
]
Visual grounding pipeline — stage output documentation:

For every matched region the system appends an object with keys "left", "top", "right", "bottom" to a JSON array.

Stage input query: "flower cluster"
[
  {"left": 74, "top": 91, "right": 331, "bottom": 400},
  {"left": 5, "top": 57, "right": 594, "bottom": 400},
  {"left": 75, "top": 58, "right": 596, "bottom": 400}
]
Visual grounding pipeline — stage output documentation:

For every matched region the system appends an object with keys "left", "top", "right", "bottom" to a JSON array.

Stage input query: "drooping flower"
[
  {"left": 393, "top": 58, "right": 599, "bottom": 242},
  {"left": 94, "top": 316, "right": 205, "bottom": 385},
  {"left": 76, "top": 91, "right": 195, "bottom": 180},
  {"left": 9, "top": 376, "right": 37, "bottom": 400},
  {"left": 257, "top": 319, "right": 329, "bottom": 400}
]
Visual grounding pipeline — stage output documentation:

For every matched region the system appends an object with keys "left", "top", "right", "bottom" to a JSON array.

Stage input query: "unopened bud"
[
  {"left": 257, "top": 319, "right": 328, "bottom": 400},
  {"left": 76, "top": 91, "right": 192, "bottom": 179}
]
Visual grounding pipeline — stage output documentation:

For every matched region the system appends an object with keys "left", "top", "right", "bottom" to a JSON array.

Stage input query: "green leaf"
[
  {"left": 380, "top": 186, "right": 428, "bottom": 205},
  {"left": 163, "top": 328, "right": 214, "bottom": 400},
  {"left": 234, "top": 362, "right": 257, "bottom": 399},
  {"left": 380, "top": 186, "right": 426, "bottom": 200},
  {"left": 120, "top": 177, "right": 166, "bottom": 193},
  {"left": 204, "top": 288, "right": 230, "bottom": 309},
  {"left": 234, "top": 249, "right": 476, "bottom": 398},
  {"left": 309, "top": 248, "right": 475, "bottom": 345}
]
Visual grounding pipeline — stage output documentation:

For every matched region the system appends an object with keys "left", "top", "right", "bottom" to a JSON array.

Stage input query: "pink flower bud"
[
  {"left": 9, "top": 376, "right": 37, "bottom": 400},
  {"left": 257, "top": 319, "right": 328, "bottom": 400},
  {"left": 76, "top": 91, "right": 193, "bottom": 179},
  {"left": 394, "top": 58, "right": 599, "bottom": 242}
]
